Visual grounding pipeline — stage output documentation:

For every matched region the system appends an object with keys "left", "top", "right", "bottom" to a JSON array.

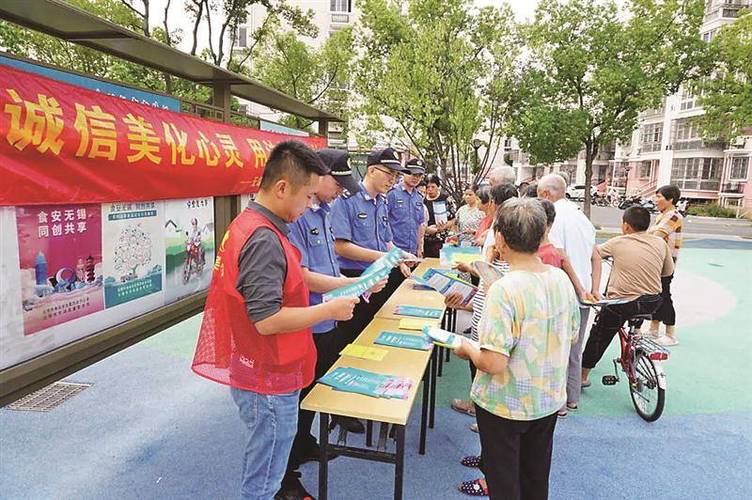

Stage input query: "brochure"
[
  {"left": 398, "top": 317, "right": 440, "bottom": 331},
  {"left": 412, "top": 268, "right": 477, "bottom": 306},
  {"left": 340, "top": 344, "right": 389, "bottom": 361},
  {"left": 394, "top": 305, "right": 444, "bottom": 319},
  {"left": 440, "top": 246, "right": 481, "bottom": 267},
  {"left": 374, "top": 331, "right": 432, "bottom": 351},
  {"left": 423, "top": 326, "right": 480, "bottom": 350},
  {"left": 472, "top": 261, "right": 505, "bottom": 286},
  {"left": 318, "top": 367, "right": 413, "bottom": 399},
  {"left": 324, "top": 247, "right": 414, "bottom": 302}
]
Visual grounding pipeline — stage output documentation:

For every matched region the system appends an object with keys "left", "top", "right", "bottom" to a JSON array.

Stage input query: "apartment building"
[{"left": 609, "top": 0, "right": 752, "bottom": 212}]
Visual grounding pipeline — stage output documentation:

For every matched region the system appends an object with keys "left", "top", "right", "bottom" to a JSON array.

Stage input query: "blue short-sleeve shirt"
[
  {"left": 387, "top": 182, "right": 425, "bottom": 254},
  {"left": 331, "top": 183, "right": 393, "bottom": 271},
  {"left": 288, "top": 201, "right": 340, "bottom": 333}
]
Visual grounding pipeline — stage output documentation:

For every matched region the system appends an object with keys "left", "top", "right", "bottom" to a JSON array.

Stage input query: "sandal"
[
  {"left": 459, "top": 478, "right": 488, "bottom": 497},
  {"left": 460, "top": 455, "right": 481, "bottom": 468},
  {"left": 581, "top": 379, "right": 592, "bottom": 388},
  {"left": 566, "top": 402, "right": 578, "bottom": 411},
  {"left": 557, "top": 409, "right": 568, "bottom": 418},
  {"left": 452, "top": 399, "right": 476, "bottom": 417}
]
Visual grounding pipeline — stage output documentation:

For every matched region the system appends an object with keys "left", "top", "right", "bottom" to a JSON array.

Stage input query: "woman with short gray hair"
[{"left": 454, "top": 198, "right": 580, "bottom": 499}]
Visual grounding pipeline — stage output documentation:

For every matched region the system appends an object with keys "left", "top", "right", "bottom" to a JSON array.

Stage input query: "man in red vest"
[{"left": 192, "top": 141, "right": 358, "bottom": 500}]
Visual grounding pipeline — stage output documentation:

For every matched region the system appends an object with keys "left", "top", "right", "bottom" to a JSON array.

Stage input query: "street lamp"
[{"left": 471, "top": 138, "right": 482, "bottom": 179}]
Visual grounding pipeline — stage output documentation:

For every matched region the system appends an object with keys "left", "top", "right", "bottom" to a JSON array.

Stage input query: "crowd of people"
[{"left": 190, "top": 140, "right": 684, "bottom": 500}]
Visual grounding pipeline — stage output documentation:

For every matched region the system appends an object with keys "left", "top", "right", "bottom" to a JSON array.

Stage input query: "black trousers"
[
  {"left": 582, "top": 294, "right": 662, "bottom": 369},
  {"left": 337, "top": 267, "right": 403, "bottom": 351},
  {"left": 286, "top": 327, "right": 341, "bottom": 472},
  {"left": 651, "top": 274, "right": 676, "bottom": 326},
  {"left": 475, "top": 404, "right": 558, "bottom": 500}
]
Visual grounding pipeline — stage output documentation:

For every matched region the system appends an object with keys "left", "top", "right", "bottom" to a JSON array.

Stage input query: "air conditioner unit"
[{"left": 732, "top": 137, "right": 745, "bottom": 147}]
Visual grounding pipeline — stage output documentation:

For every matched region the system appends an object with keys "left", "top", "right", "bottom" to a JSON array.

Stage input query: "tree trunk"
[{"left": 583, "top": 142, "right": 593, "bottom": 219}]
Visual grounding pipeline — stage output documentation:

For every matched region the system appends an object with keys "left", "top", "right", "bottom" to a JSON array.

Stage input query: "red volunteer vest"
[{"left": 191, "top": 207, "right": 315, "bottom": 394}]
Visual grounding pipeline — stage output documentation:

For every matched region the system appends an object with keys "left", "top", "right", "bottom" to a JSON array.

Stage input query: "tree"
[
  {"left": 252, "top": 28, "right": 354, "bottom": 132},
  {"left": 183, "top": 0, "right": 317, "bottom": 72},
  {"left": 353, "top": 0, "right": 519, "bottom": 204},
  {"left": 692, "top": 8, "right": 752, "bottom": 140},
  {"left": 510, "top": 0, "right": 709, "bottom": 217}
]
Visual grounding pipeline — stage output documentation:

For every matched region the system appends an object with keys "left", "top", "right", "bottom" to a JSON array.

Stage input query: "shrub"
[{"left": 686, "top": 203, "right": 738, "bottom": 218}]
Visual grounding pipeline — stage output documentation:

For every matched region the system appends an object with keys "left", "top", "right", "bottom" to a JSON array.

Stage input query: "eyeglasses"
[{"left": 375, "top": 167, "right": 399, "bottom": 180}]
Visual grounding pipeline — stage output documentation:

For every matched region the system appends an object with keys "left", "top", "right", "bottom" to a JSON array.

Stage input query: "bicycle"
[{"left": 586, "top": 304, "right": 670, "bottom": 421}]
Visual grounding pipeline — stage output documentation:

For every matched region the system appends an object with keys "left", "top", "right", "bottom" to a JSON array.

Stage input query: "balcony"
[
  {"left": 704, "top": 3, "right": 748, "bottom": 22},
  {"left": 331, "top": 13, "right": 351, "bottom": 24},
  {"left": 722, "top": 182, "right": 746, "bottom": 194}
]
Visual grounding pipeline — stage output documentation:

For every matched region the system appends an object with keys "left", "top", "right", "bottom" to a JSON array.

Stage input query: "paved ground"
[
  {"left": 586, "top": 205, "right": 752, "bottom": 239},
  {"left": 1, "top": 238, "right": 751, "bottom": 499}
]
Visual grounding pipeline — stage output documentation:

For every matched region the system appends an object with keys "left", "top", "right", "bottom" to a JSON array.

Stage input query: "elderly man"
[
  {"left": 487, "top": 165, "right": 516, "bottom": 187},
  {"left": 537, "top": 174, "right": 601, "bottom": 413}
]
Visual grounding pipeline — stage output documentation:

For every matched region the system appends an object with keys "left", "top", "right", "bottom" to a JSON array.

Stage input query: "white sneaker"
[{"left": 657, "top": 335, "right": 678, "bottom": 346}]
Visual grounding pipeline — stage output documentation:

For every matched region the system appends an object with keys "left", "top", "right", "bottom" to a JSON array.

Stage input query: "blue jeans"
[{"left": 231, "top": 387, "right": 300, "bottom": 500}]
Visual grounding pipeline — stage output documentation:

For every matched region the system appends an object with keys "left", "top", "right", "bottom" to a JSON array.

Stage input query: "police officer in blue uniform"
[
  {"left": 387, "top": 157, "right": 426, "bottom": 257},
  {"left": 331, "top": 147, "right": 412, "bottom": 351},
  {"left": 280, "top": 148, "right": 379, "bottom": 500}
]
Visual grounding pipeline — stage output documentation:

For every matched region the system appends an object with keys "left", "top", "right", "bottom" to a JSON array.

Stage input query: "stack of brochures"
[
  {"left": 374, "top": 331, "right": 432, "bottom": 351},
  {"left": 318, "top": 367, "right": 413, "bottom": 399},
  {"left": 411, "top": 268, "right": 477, "bottom": 306},
  {"left": 394, "top": 305, "right": 444, "bottom": 319}
]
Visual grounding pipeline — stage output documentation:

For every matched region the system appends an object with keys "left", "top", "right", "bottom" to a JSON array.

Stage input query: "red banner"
[{"left": 0, "top": 65, "right": 327, "bottom": 205}]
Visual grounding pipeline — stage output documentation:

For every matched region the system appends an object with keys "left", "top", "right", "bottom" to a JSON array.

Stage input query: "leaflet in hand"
[
  {"left": 374, "top": 331, "right": 432, "bottom": 351},
  {"left": 394, "top": 305, "right": 444, "bottom": 319},
  {"left": 362, "top": 247, "right": 407, "bottom": 276},
  {"left": 322, "top": 265, "right": 391, "bottom": 302},
  {"left": 412, "top": 268, "right": 477, "bottom": 306},
  {"left": 423, "top": 326, "right": 480, "bottom": 349},
  {"left": 440, "top": 246, "right": 481, "bottom": 267},
  {"left": 472, "top": 261, "right": 505, "bottom": 286},
  {"left": 318, "top": 367, "right": 413, "bottom": 399}
]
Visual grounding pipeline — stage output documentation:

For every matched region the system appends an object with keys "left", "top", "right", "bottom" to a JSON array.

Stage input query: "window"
[
  {"left": 639, "top": 161, "right": 653, "bottom": 179},
  {"left": 673, "top": 118, "right": 703, "bottom": 150},
  {"left": 331, "top": 0, "right": 351, "bottom": 12},
  {"left": 236, "top": 25, "right": 247, "bottom": 48},
  {"left": 729, "top": 157, "right": 750, "bottom": 180},
  {"left": 640, "top": 123, "right": 663, "bottom": 152},
  {"left": 671, "top": 157, "right": 722, "bottom": 191}
]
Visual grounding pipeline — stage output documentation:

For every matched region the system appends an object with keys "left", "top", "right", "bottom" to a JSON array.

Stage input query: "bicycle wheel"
[{"left": 629, "top": 351, "right": 665, "bottom": 422}]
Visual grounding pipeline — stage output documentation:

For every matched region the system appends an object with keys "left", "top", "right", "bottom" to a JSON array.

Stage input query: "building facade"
[{"left": 609, "top": 0, "right": 752, "bottom": 213}]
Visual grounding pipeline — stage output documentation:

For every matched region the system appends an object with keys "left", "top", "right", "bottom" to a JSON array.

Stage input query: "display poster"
[
  {"left": 101, "top": 201, "right": 164, "bottom": 308},
  {"left": 163, "top": 197, "right": 215, "bottom": 303},
  {"left": 14, "top": 204, "right": 104, "bottom": 335}
]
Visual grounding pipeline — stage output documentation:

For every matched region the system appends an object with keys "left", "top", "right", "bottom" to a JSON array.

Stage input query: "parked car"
[{"left": 566, "top": 184, "right": 598, "bottom": 201}]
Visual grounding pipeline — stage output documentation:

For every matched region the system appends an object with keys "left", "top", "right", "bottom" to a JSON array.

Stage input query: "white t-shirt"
[{"left": 548, "top": 198, "right": 595, "bottom": 291}]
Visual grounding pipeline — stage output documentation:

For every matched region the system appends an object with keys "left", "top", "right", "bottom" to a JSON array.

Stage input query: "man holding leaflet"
[
  {"left": 191, "top": 141, "right": 358, "bottom": 500},
  {"left": 279, "top": 149, "right": 385, "bottom": 500}
]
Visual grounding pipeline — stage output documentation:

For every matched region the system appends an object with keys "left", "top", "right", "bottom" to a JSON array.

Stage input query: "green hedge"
[{"left": 686, "top": 203, "right": 738, "bottom": 218}]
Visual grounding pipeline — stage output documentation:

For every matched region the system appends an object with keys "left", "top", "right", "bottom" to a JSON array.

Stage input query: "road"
[{"left": 585, "top": 205, "right": 752, "bottom": 238}]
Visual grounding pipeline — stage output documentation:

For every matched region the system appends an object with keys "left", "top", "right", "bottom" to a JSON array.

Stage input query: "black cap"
[
  {"left": 316, "top": 148, "right": 360, "bottom": 195},
  {"left": 405, "top": 158, "right": 426, "bottom": 175},
  {"left": 367, "top": 147, "right": 406, "bottom": 172}
]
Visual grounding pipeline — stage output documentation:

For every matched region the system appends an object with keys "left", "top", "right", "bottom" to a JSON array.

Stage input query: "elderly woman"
[{"left": 454, "top": 198, "right": 580, "bottom": 500}]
